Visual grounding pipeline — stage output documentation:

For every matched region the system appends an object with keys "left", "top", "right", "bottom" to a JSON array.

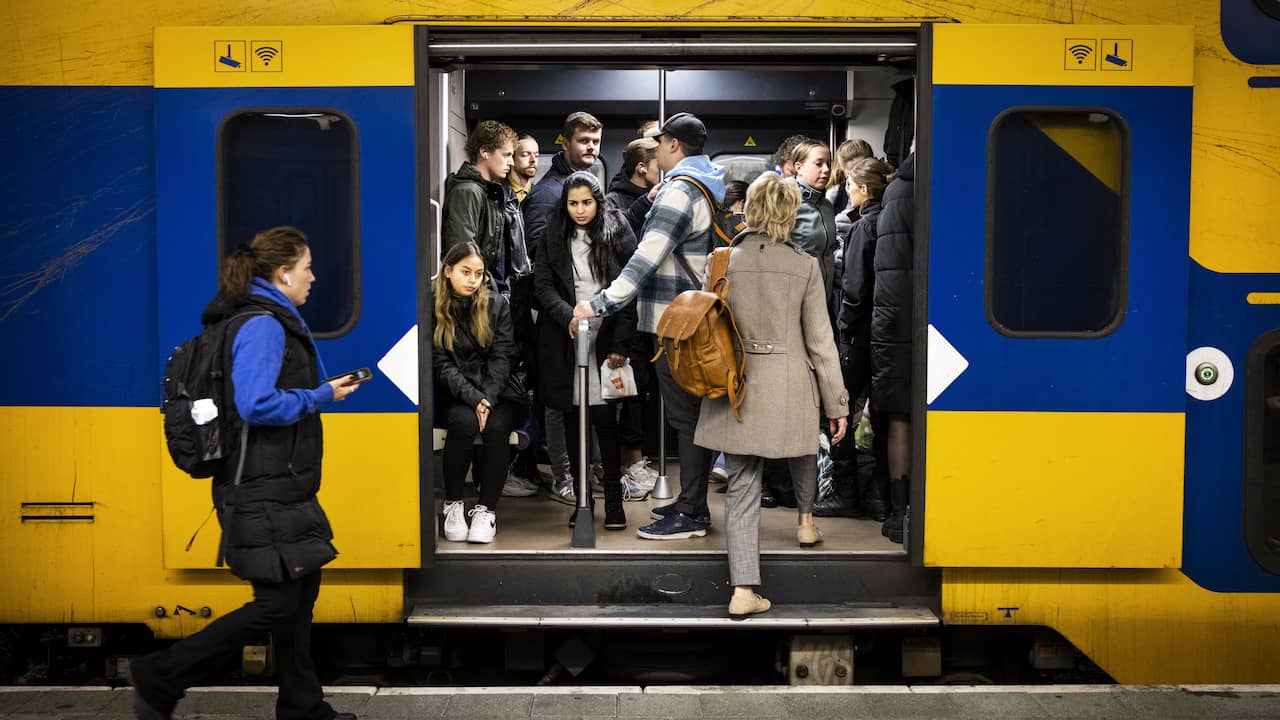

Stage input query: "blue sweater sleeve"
[{"left": 231, "top": 316, "right": 334, "bottom": 426}]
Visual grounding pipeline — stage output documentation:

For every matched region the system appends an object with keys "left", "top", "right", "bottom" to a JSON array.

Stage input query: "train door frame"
[{"left": 410, "top": 25, "right": 925, "bottom": 567}]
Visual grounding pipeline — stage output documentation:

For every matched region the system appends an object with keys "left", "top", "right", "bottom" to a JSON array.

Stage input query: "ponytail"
[
  {"left": 847, "top": 157, "right": 896, "bottom": 212},
  {"left": 220, "top": 226, "right": 309, "bottom": 302}
]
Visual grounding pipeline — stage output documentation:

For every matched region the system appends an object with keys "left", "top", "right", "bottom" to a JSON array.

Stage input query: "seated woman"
[
  {"left": 433, "top": 242, "right": 520, "bottom": 544},
  {"left": 535, "top": 171, "right": 640, "bottom": 530},
  {"left": 694, "top": 173, "right": 849, "bottom": 619}
]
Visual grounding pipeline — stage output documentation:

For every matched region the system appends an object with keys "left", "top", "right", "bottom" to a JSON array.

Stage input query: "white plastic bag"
[{"left": 601, "top": 359, "right": 638, "bottom": 399}]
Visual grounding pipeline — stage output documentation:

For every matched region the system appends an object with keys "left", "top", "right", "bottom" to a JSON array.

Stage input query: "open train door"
[
  {"left": 916, "top": 24, "right": 1194, "bottom": 568},
  {"left": 152, "top": 26, "right": 421, "bottom": 622}
]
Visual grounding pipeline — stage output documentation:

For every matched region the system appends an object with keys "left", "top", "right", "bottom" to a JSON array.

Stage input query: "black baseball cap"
[{"left": 644, "top": 112, "right": 707, "bottom": 147}]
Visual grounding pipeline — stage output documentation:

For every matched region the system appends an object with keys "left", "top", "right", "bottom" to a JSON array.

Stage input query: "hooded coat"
[
  {"left": 871, "top": 153, "right": 915, "bottom": 415},
  {"left": 442, "top": 162, "right": 507, "bottom": 278}
]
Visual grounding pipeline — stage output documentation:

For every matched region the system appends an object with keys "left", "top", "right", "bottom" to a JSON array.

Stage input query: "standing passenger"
[
  {"left": 536, "top": 172, "right": 642, "bottom": 529},
  {"left": 130, "top": 227, "right": 361, "bottom": 720},
  {"left": 442, "top": 120, "right": 517, "bottom": 285},
  {"left": 818, "top": 157, "right": 896, "bottom": 520},
  {"left": 607, "top": 137, "right": 660, "bottom": 234},
  {"left": 873, "top": 152, "right": 916, "bottom": 544},
  {"left": 694, "top": 174, "right": 849, "bottom": 618},
  {"left": 773, "top": 134, "right": 813, "bottom": 178},
  {"left": 433, "top": 243, "right": 521, "bottom": 544},
  {"left": 789, "top": 138, "right": 838, "bottom": 300},
  {"left": 523, "top": 112, "right": 604, "bottom": 260},
  {"left": 572, "top": 112, "right": 726, "bottom": 540},
  {"left": 508, "top": 134, "right": 540, "bottom": 204}
]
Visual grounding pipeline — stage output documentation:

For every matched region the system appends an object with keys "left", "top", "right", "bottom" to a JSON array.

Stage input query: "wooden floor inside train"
[{"left": 435, "top": 467, "right": 903, "bottom": 555}]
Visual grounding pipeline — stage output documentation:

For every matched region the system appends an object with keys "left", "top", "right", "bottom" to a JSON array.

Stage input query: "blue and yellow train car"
[{"left": 2, "top": 0, "right": 1279, "bottom": 684}]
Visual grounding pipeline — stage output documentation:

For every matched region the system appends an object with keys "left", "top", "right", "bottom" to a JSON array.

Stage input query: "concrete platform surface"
[{"left": 0, "top": 684, "right": 1277, "bottom": 719}]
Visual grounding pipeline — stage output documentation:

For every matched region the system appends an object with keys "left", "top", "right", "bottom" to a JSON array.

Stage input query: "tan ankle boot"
[
  {"left": 728, "top": 592, "right": 772, "bottom": 620},
  {"left": 797, "top": 523, "right": 824, "bottom": 547}
]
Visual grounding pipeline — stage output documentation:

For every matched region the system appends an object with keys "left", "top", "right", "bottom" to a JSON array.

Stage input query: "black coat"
[
  {"left": 837, "top": 198, "right": 882, "bottom": 405},
  {"left": 534, "top": 209, "right": 639, "bottom": 412},
  {"left": 432, "top": 289, "right": 518, "bottom": 409},
  {"left": 872, "top": 153, "right": 915, "bottom": 415},
  {"left": 204, "top": 292, "right": 337, "bottom": 585}
]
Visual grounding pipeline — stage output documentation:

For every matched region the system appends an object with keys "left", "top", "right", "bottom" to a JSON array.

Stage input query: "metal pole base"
[
  {"left": 570, "top": 506, "right": 596, "bottom": 548},
  {"left": 651, "top": 473, "right": 674, "bottom": 501}
]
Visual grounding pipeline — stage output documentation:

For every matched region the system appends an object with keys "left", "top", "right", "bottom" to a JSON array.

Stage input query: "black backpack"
[{"left": 162, "top": 310, "right": 268, "bottom": 478}]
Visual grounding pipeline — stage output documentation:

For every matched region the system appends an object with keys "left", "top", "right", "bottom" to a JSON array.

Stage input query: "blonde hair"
[
  {"left": 433, "top": 243, "right": 492, "bottom": 351},
  {"left": 788, "top": 138, "right": 829, "bottom": 170},
  {"left": 829, "top": 138, "right": 875, "bottom": 189},
  {"left": 744, "top": 173, "right": 801, "bottom": 243}
]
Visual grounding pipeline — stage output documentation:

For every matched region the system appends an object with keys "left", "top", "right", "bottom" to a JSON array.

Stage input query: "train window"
[
  {"left": 1244, "top": 332, "right": 1280, "bottom": 575},
  {"left": 986, "top": 109, "right": 1128, "bottom": 337},
  {"left": 713, "top": 154, "right": 774, "bottom": 184},
  {"left": 220, "top": 111, "right": 360, "bottom": 338}
]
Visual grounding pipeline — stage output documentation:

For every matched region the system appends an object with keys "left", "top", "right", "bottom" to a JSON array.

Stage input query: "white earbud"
[{"left": 284, "top": 274, "right": 292, "bottom": 286}]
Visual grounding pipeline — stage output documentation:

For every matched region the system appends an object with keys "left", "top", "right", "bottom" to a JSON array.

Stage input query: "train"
[{"left": 2, "top": 0, "right": 1279, "bottom": 685}]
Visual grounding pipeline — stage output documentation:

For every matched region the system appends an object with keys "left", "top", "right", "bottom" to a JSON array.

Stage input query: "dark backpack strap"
[{"left": 215, "top": 421, "right": 251, "bottom": 568}]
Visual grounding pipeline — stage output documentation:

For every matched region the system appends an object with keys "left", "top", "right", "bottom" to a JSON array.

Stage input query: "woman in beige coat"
[{"left": 695, "top": 173, "right": 850, "bottom": 619}]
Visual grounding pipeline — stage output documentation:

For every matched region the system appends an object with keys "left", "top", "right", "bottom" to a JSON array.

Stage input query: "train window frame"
[
  {"left": 216, "top": 107, "right": 362, "bottom": 340},
  {"left": 983, "top": 105, "right": 1131, "bottom": 339},
  {"left": 1244, "top": 329, "right": 1280, "bottom": 576}
]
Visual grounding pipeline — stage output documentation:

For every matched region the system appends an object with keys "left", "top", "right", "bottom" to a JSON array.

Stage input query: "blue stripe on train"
[{"left": 0, "top": 86, "right": 158, "bottom": 407}]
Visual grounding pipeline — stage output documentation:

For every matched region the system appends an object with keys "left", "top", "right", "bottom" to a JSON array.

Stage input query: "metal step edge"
[
  {"left": 406, "top": 603, "right": 939, "bottom": 629},
  {"left": 429, "top": 549, "right": 910, "bottom": 561}
]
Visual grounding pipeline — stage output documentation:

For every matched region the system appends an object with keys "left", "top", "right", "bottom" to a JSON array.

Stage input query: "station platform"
[{"left": 2, "top": 684, "right": 1277, "bottom": 719}]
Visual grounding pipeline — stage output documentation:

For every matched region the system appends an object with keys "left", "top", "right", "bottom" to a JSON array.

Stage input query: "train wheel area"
[{"left": 1, "top": 683, "right": 1277, "bottom": 719}]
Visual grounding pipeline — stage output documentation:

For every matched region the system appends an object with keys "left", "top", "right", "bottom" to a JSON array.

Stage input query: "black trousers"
[
  {"left": 564, "top": 402, "right": 623, "bottom": 502},
  {"left": 441, "top": 397, "right": 521, "bottom": 509},
  {"left": 130, "top": 570, "right": 333, "bottom": 720},
  {"left": 654, "top": 352, "right": 712, "bottom": 518}
]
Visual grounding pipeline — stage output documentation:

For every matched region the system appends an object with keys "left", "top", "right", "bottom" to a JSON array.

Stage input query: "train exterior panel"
[{"left": 2, "top": 0, "right": 1279, "bottom": 683}]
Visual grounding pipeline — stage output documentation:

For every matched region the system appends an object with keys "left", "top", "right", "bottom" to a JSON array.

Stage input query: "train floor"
[
  {"left": 438, "top": 465, "right": 902, "bottom": 554},
  {"left": 3, "top": 684, "right": 1277, "bottom": 719}
]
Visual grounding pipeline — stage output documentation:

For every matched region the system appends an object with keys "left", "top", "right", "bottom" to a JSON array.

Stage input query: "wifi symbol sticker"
[
  {"left": 250, "top": 41, "right": 283, "bottom": 72},
  {"left": 1064, "top": 38, "right": 1097, "bottom": 70}
]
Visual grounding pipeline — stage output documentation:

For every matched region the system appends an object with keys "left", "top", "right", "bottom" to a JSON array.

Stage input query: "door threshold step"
[{"left": 406, "top": 603, "right": 938, "bottom": 629}]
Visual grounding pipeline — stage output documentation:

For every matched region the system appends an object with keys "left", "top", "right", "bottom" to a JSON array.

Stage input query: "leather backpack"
[{"left": 653, "top": 246, "right": 748, "bottom": 421}]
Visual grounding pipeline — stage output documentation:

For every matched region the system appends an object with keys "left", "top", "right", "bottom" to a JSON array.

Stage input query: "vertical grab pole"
[
  {"left": 651, "top": 393, "right": 673, "bottom": 501},
  {"left": 571, "top": 318, "right": 596, "bottom": 548}
]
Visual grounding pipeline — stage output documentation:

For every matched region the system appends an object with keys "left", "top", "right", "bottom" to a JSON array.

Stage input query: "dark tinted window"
[
  {"left": 1245, "top": 333, "right": 1280, "bottom": 574},
  {"left": 221, "top": 111, "right": 359, "bottom": 337},
  {"left": 987, "top": 109, "right": 1127, "bottom": 336}
]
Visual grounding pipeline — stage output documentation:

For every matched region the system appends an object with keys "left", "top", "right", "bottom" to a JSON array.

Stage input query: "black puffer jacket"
[
  {"left": 432, "top": 290, "right": 518, "bottom": 409},
  {"left": 871, "top": 153, "right": 914, "bottom": 415},
  {"left": 534, "top": 209, "right": 639, "bottom": 412},
  {"left": 205, "top": 293, "right": 337, "bottom": 585},
  {"left": 837, "top": 198, "right": 882, "bottom": 404}
]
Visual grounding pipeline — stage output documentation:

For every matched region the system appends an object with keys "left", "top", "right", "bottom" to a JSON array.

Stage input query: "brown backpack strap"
[
  {"left": 671, "top": 176, "right": 734, "bottom": 247},
  {"left": 708, "top": 246, "right": 732, "bottom": 298}
]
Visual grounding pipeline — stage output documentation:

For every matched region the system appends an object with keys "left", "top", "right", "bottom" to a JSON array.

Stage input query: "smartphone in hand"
[{"left": 325, "top": 368, "right": 373, "bottom": 384}]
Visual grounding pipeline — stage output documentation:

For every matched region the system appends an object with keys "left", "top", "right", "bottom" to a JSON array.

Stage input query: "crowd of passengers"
[{"left": 432, "top": 111, "right": 915, "bottom": 613}]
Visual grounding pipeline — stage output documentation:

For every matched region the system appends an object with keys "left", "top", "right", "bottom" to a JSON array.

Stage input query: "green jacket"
[
  {"left": 442, "top": 162, "right": 506, "bottom": 271},
  {"left": 790, "top": 179, "right": 837, "bottom": 295}
]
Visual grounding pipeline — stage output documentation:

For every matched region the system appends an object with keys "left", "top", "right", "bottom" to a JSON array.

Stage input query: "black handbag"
[{"left": 501, "top": 366, "right": 532, "bottom": 405}]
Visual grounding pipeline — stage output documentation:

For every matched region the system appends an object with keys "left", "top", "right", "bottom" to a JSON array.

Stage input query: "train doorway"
[{"left": 411, "top": 28, "right": 919, "bottom": 567}]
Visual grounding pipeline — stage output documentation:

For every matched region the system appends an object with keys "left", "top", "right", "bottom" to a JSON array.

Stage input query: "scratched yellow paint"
[
  {"left": 925, "top": 411, "right": 1183, "bottom": 568},
  {"left": 161, "top": 412, "right": 421, "bottom": 570},
  {"left": 0, "top": 407, "right": 405, "bottom": 638},
  {"left": 944, "top": 567, "right": 1280, "bottom": 683}
]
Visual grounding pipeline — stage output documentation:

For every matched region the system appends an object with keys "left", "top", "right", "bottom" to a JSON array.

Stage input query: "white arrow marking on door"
[
  {"left": 378, "top": 324, "right": 419, "bottom": 405},
  {"left": 927, "top": 323, "right": 969, "bottom": 405}
]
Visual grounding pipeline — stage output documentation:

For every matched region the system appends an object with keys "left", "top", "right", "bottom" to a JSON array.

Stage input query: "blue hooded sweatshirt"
[{"left": 230, "top": 278, "right": 334, "bottom": 426}]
